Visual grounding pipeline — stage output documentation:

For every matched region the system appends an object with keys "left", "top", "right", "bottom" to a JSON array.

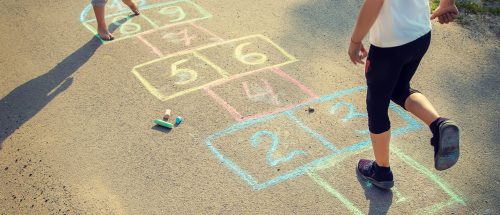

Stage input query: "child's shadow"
[
  {"left": 0, "top": 17, "right": 130, "bottom": 149},
  {"left": 356, "top": 170, "right": 394, "bottom": 215}
]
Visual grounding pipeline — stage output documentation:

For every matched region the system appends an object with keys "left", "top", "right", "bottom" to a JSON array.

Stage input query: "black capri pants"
[{"left": 365, "top": 32, "right": 431, "bottom": 134}]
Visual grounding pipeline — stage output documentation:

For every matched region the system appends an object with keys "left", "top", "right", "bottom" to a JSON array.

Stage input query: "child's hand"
[
  {"left": 348, "top": 40, "right": 368, "bottom": 65},
  {"left": 431, "top": 4, "right": 459, "bottom": 24}
]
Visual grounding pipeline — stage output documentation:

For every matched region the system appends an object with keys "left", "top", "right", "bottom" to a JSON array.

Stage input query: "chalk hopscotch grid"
[
  {"left": 204, "top": 68, "right": 319, "bottom": 122},
  {"left": 132, "top": 34, "right": 298, "bottom": 101},
  {"left": 81, "top": 0, "right": 213, "bottom": 44},
  {"left": 126, "top": 16, "right": 459, "bottom": 207},
  {"left": 79, "top": 1, "right": 464, "bottom": 213},
  {"left": 80, "top": 0, "right": 149, "bottom": 22},
  {"left": 134, "top": 23, "right": 226, "bottom": 58},
  {"left": 307, "top": 144, "right": 465, "bottom": 215},
  {"left": 204, "top": 86, "right": 423, "bottom": 190}
]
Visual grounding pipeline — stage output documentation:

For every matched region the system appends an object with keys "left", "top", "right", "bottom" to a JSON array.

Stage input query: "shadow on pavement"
[
  {"left": 0, "top": 17, "right": 130, "bottom": 149},
  {"left": 356, "top": 170, "right": 393, "bottom": 215},
  {"left": 151, "top": 125, "right": 173, "bottom": 134}
]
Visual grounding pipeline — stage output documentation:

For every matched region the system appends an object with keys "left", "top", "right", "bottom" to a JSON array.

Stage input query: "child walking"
[
  {"left": 91, "top": 0, "right": 141, "bottom": 41},
  {"left": 348, "top": 0, "right": 461, "bottom": 189}
]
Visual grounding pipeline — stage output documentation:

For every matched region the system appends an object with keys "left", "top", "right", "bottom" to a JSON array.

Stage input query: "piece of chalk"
[
  {"left": 154, "top": 119, "right": 173, "bottom": 128},
  {"left": 175, "top": 116, "right": 182, "bottom": 125},
  {"left": 307, "top": 106, "right": 315, "bottom": 113},
  {"left": 163, "top": 109, "right": 171, "bottom": 120}
]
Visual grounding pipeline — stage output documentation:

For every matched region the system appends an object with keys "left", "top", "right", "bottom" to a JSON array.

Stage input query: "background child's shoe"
[{"left": 356, "top": 159, "right": 394, "bottom": 190}]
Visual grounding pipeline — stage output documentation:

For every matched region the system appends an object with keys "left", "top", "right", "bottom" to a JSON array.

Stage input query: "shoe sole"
[
  {"left": 435, "top": 121, "right": 460, "bottom": 171},
  {"left": 356, "top": 167, "right": 394, "bottom": 190}
]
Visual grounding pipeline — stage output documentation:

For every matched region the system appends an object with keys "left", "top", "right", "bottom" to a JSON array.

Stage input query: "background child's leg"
[
  {"left": 92, "top": 0, "right": 113, "bottom": 40},
  {"left": 122, "top": 0, "right": 140, "bottom": 15}
]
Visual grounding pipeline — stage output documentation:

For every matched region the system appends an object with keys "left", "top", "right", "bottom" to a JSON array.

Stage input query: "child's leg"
[
  {"left": 389, "top": 33, "right": 439, "bottom": 126},
  {"left": 390, "top": 32, "right": 459, "bottom": 171},
  {"left": 370, "top": 130, "right": 391, "bottom": 167},
  {"left": 365, "top": 46, "right": 406, "bottom": 168},
  {"left": 122, "top": 0, "right": 140, "bottom": 15},
  {"left": 92, "top": 0, "right": 114, "bottom": 41},
  {"left": 357, "top": 35, "right": 426, "bottom": 190},
  {"left": 404, "top": 92, "right": 440, "bottom": 125}
]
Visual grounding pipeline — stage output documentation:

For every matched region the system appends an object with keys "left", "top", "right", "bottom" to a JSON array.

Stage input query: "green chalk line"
[
  {"left": 307, "top": 171, "right": 364, "bottom": 215},
  {"left": 392, "top": 146, "right": 465, "bottom": 206},
  {"left": 416, "top": 199, "right": 457, "bottom": 215},
  {"left": 308, "top": 143, "right": 464, "bottom": 214},
  {"left": 314, "top": 146, "right": 371, "bottom": 171},
  {"left": 393, "top": 187, "right": 408, "bottom": 203}
]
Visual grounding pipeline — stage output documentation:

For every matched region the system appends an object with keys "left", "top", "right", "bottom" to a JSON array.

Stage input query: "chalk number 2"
[{"left": 251, "top": 131, "right": 306, "bottom": 167}]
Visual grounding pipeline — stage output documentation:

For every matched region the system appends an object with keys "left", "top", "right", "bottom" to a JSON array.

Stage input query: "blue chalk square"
[
  {"left": 204, "top": 86, "right": 424, "bottom": 190},
  {"left": 205, "top": 114, "right": 338, "bottom": 190},
  {"left": 287, "top": 86, "right": 423, "bottom": 152}
]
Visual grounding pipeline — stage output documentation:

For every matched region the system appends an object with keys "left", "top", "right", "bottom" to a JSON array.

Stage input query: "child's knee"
[
  {"left": 391, "top": 88, "right": 421, "bottom": 109},
  {"left": 91, "top": 0, "right": 108, "bottom": 7},
  {"left": 366, "top": 97, "right": 391, "bottom": 134},
  {"left": 368, "top": 109, "right": 391, "bottom": 134}
]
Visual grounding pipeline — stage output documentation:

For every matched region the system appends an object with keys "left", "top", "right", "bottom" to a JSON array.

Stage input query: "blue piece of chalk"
[{"left": 175, "top": 116, "right": 182, "bottom": 125}]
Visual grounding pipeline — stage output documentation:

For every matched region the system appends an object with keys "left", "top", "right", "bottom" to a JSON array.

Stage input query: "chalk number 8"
[{"left": 112, "top": 15, "right": 141, "bottom": 35}]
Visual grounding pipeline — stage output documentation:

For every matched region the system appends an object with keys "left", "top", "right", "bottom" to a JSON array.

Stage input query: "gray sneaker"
[{"left": 433, "top": 120, "right": 460, "bottom": 171}]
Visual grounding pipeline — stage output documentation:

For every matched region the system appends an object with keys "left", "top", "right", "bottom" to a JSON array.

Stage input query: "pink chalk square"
[
  {"left": 138, "top": 23, "right": 224, "bottom": 56},
  {"left": 204, "top": 68, "right": 318, "bottom": 122}
]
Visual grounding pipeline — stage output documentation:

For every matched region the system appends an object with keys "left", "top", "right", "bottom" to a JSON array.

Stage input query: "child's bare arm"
[
  {"left": 431, "top": 0, "right": 459, "bottom": 24},
  {"left": 350, "top": 0, "right": 385, "bottom": 43},
  {"left": 348, "top": 0, "right": 384, "bottom": 65}
]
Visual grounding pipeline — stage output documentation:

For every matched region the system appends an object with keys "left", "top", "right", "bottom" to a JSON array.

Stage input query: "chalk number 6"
[
  {"left": 170, "top": 59, "right": 198, "bottom": 85},
  {"left": 235, "top": 42, "right": 268, "bottom": 65}
]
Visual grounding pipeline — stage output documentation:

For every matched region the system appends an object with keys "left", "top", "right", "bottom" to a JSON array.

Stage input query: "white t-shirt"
[{"left": 369, "top": 0, "right": 432, "bottom": 48}]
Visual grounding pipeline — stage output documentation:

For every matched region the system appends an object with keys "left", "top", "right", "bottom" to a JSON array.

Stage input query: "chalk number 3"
[{"left": 330, "top": 102, "right": 369, "bottom": 134}]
